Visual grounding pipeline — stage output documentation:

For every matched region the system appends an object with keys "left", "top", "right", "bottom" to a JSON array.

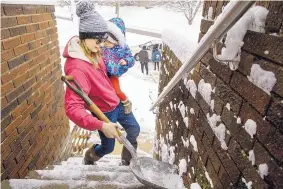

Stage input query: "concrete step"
[
  {"left": 1, "top": 179, "right": 147, "bottom": 189},
  {"left": 26, "top": 170, "right": 138, "bottom": 184}
]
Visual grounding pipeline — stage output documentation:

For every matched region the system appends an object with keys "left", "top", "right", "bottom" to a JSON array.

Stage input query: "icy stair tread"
[{"left": 1, "top": 155, "right": 149, "bottom": 189}]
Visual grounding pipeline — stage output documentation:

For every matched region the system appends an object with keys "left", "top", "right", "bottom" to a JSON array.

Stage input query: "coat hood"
[{"left": 107, "top": 17, "right": 126, "bottom": 48}]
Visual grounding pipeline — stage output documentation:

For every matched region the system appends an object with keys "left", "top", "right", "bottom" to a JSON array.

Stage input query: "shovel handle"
[{"left": 61, "top": 75, "right": 122, "bottom": 136}]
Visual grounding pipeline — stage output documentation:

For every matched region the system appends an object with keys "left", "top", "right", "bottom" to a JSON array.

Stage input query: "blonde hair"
[{"left": 79, "top": 40, "right": 101, "bottom": 68}]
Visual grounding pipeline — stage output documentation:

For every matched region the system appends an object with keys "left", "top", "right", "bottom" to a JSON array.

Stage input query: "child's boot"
[{"left": 84, "top": 144, "right": 101, "bottom": 165}]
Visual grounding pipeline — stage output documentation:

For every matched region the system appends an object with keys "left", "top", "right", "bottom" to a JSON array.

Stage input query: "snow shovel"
[{"left": 61, "top": 75, "right": 179, "bottom": 189}]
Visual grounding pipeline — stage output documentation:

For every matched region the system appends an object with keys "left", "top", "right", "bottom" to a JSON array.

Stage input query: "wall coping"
[{"left": 2, "top": 0, "right": 56, "bottom": 5}]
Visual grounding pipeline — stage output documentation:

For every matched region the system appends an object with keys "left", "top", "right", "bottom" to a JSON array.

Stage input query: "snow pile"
[
  {"left": 190, "top": 135, "right": 198, "bottom": 152},
  {"left": 190, "top": 108, "right": 195, "bottom": 114},
  {"left": 244, "top": 119, "right": 257, "bottom": 138},
  {"left": 169, "top": 131, "right": 173, "bottom": 142},
  {"left": 198, "top": 79, "right": 212, "bottom": 105},
  {"left": 247, "top": 64, "right": 277, "bottom": 95},
  {"left": 242, "top": 178, "right": 253, "bottom": 189},
  {"left": 181, "top": 136, "right": 190, "bottom": 148},
  {"left": 184, "top": 78, "right": 197, "bottom": 98},
  {"left": 162, "top": 174, "right": 186, "bottom": 189},
  {"left": 191, "top": 183, "right": 202, "bottom": 189},
  {"left": 205, "top": 171, "right": 214, "bottom": 188},
  {"left": 153, "top": 134, "right": 159, "bottom": 154},
  {"left": 178, "top": 159, "right": 187, "bottom": 176},
  {"left": 207, "top": 7, "right": 214, "bottom": 20},
  {"left": 161, "top": 141, "right": 169, "bottom": 162},
  {"left": 178, "top": 101, "right": 187, "bottom": 118},
  {"left": 219, "top": 6, "right": 269, "bottom": 70},
  {"left": 162, "top": 28, "right": 197, "bottom": 64},
  {"left": 258, "top": 163, "right": 269, "bottom": 179},
  {"left": 183, "top": 117, "right": 189, "bottom": 128},
  {"left": 210, "top": 100, "right": 215, "bottom": 111},
  {"left": 207, "top": 114, "right": 228, "bottom": 150},
  {"left": 248, "top": 150, "right": 255, "bottom": 165},
  {"left": 225, "top": 103, "right": 231, "bottom": 111},
  {"left": 237, "top": 117, "right": 241, "bottom": 124},
  {"left": 169, "top": 146, "right": 176, "bottom": 164},
  {"left": 170, "top": 101, "right": 174, "bottom": 110}
]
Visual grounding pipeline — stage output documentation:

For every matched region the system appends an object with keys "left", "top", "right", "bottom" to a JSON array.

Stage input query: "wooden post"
[{"left": 115, "top": 2, "right": 120, "bottom": 18}]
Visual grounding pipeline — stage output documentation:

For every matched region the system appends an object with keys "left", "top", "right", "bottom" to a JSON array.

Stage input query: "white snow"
[
  {"left": 207, "top": 114, "right": 228, "bottom": 150},
  {"left": 198, "top": 79, "right": 212, "bottom": 105},
  {"left": 205, "top": 171, "right": 214, "bottom": 188},
  {"left": 191, "top": 183, "right": 202, "bottom": 189},
  {"left": 190, "top": 135, "right": 198, "bottom": 152},
  {"left": 237, "top": 117, "right": 241, "bottom": 124},
  {"left": 258, "top": 163, "right": 269, "bottom": 179},
  {"left": 161, "top": 143, "right": 169, "bottom": 162},
  {"left": 161, "top": 174, "right": 186, "bottom": 189},
  {"left": 178, "top": 101, "right": 187, "bottom": 118},
  {"left": 183, "top": 117, "right": 189, "bottom": 128},
  {"left": 244, "top": 119, "right": 257, "bottom": 138},
  {"left": 181, "top": 136, "right": 190, "bottom": 148},
  {"left": 178, "top": 159, "right": 187, "bottom": 176},
  {"left": 169, "top": 146, "right": 176, "bottom": 165},
  {"left": 207, "top": 7, "right": 214, "bottom": 20},
  {"left": 242, "top": 178, "right": 253, "bottom": 189},
  {"left": 248, "top": 150, "right": 255, "bottom": 165},
  {"left": 153, "top": 134, "right": 159, "bottom": 154},
  {"left": 170, "top": 101, "right": 174, "bottom": 110},
  {"left": 219, "top": 6, "right": 269, "bottom": 70},
  {"left": 190, "top": 108, "right": 195, "bottom": 114},
  {"left": 184, "top": 79, "right": 197, "bottom": 98},
  {"left": 169, "top": 131, "right": 173, "bottom": 142},
  {"left": 264, "top": 50, "right": 269, "bottom": 55},
  {"left": 225, "top": 103, "right": 231, "bottom": 111},
  {"left": 247, "top": 64, "right": 277, "bottom": 95},
  {"left": 210, "top": 100, "right": 215, "bottom": 111}
]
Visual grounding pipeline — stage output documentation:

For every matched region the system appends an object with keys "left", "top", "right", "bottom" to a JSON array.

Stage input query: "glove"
[{"left": 122, "top": 98, "right": 132, "bottom": 114}]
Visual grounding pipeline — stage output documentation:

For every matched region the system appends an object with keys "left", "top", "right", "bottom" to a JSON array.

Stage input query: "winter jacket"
[
  {"left": 63, "top": 36, "right": 120, "bottom": 131},
  {"left": 102, "top": 45, "right": 135, "bottom": 77},
  {"left": 139, "top": 50, "right": 149, "bottom": 62},
  {"left": 152, "top": 50, "right": 161, "bottom": 62},
  {"left": 103, "top": 17, "right": 135, "bottom": 77}
]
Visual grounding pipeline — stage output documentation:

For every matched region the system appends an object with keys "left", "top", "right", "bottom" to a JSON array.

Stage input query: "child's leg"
[{"left": 110, "top": 76, "right": 127, "bottom": 101}]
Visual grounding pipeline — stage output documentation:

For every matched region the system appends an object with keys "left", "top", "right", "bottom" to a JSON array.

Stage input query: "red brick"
[
  {"left": 22, "top": 5, "right": 37, "bottom": 14},
  {"left": 2, "top": 37, "right": 21, "bottom": 50},
  {"left": 48, "top": 20, "right": 57, "bottom": 27},
  {"left": 42, "top": 13, "right": 53, "bottom": 21},
  {"left": 27, "top": 91, "right": 40, "bottom": 105},
  {"left": 28, "top": 65, "right": 40, "bottom": 78},
  {"left": 1, "top": 49, "right": 15, "bottom": 62},
  {"left": 41, "top": 36, "right": 50, "bottom": 45},
  {"left": 13, "top": 72, "right": 29, "bottom": 88},
  {"left": 31, "top": 15, "right": 43, "bottom": 23},
  {"left": 23, "top": 76, "right": 36, "bottom": 90},
  {"left": 9, "top": 25, "right": 26, "bottom": 37},
  {"left": 1, "top": 129, "right": 17, "bottom": 154},
  {"left": 26, "top": 23, "right": 39, "bottom": 33},
  {"left": 231, "top": 71, "right": 270, "bottom": 115},
  {"left": 3, "top": 5, "right": 23, "bottom": 16},
  {"left": 46, "top": 5, "right": 55, "bottom": 13},
  {"left": 1, "top": 82, "right": 14, "bottom": 96},
  {"left": 21, "top": 103, "right": 34, "bottom": 119},
  {"left": 1, "top": 114, "right": 12, "bottom": 131},
  {"left": 7, "top": 55, "right": 25, "bottom": 70},
  {"left": 17, "top": 88, "right": 32, "bottom": 104},
  {"left": 6, "top": 85, "right": 24, "bottom": 102},
  {"left": 17, "top": 115, "right": 31, "bottom": 134},
  {"left": 1, "top": 17, "right": 17, "bottom": 28},
  {"left": 38, "top": 21, "right": 49, "bottom": 30},
  {"left": 20, "top": 33, "right": 35, "bottom": 44},
  {"left": 36, "top": 6, "right": 46, "bottom": 14},
  {"left": 16, "top": 15, "right": 32, "bottom": 25},
  {"left": 4, "top": 116, "right": 23, "bottom": 136},
  {"left": 1, "top": 61, "right": 9, "bottom": 74},
  {"left": 37, "top": 45, "right": 48, "bottom": 55},
  {"left": 13, "top": 43, "right": 29, "bottom": 56},
  {"left": 1, "top": 29, "right": 10, "bottom": 39},
  {"left": 24, "top": 49, "right": 38, "bottom": 61},
  {"left": 28, "top": 40, "right": 41, "bottom": 50}
]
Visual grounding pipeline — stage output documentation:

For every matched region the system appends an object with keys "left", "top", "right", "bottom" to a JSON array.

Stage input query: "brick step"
[
  {"left": 1, "top": 179, "right": 147, "bottom": 189},
  {"left": 26, "top": 170, "right": 138, "bottom": 183}
]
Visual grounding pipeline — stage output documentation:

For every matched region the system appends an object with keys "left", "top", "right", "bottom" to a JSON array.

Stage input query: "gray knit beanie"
[{"left": 76, "top": 0, "right": 108, "bottom": 40}]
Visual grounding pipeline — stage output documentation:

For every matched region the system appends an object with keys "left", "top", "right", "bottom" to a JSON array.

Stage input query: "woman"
[{"left": 63, "top": 0, "right": 140, "bottom": 166}]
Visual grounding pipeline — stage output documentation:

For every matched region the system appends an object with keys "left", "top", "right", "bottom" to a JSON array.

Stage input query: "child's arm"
[{"left": 122, "top": 45, "right": 135, "bottom": 68}]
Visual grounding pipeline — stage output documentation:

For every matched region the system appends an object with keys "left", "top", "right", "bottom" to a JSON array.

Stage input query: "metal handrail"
[{"left": 150, "top": 1, "right": 255, "bottom": 111}]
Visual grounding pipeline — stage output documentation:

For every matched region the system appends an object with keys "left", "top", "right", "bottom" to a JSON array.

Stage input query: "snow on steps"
[{"left": 2, "top": 155, "right": 147, "bottom": 189}]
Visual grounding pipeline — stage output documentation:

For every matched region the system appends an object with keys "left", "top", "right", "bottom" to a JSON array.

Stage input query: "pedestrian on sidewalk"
[
  {"left": 152, "top": 45, "right": 161, "bottom": 71},
  {"left": 102, "top": 17, "right": 135, "bottom": 115},
  {"left": 63, "top": 0, "right": 140, "bottom": 166},
  {"left": 138, "top": 46, "right": 149, "bottom": 75}
]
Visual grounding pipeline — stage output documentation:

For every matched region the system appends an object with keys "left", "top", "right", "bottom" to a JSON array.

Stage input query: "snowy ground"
[{"left": 56, "top": 4, "right": 201, "bottom": 153}]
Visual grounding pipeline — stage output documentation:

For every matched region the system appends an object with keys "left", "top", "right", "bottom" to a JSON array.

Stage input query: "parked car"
[{"left": 134, "top": 40, "right": 163, "bottom": 61}]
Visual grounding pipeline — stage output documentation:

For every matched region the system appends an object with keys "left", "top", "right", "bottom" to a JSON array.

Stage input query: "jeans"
[
  {"left": 154, "top": 62, "right": 159, "bottom": 71},
  {"left": 140, "top": 62, "right": 148, "bottom": 75},
  {"left": 94, "top": 103, "right": 140, "bottom": 157}
]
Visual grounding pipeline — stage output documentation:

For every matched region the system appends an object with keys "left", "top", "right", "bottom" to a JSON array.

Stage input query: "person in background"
[
  {"left": 152, "top": 45, "right": 161, "bottom": 71},
  {"left": 138, "top": 46, "right": 149, "bottom": 75},
  {"left": 63, "top": 0, "right": 140, "bottom": 166},
  {"left": 102, "top": 17, "right": 135, "bottom": 114}
]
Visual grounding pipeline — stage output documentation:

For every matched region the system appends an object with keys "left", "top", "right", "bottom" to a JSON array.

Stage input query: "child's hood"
[{"left": 107, "top": 17, "right": 126, "bottom": 48}]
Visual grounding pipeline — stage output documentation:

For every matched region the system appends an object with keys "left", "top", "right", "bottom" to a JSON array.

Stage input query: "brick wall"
[
  {"left": 155, "top": 1, "right": 283, "bottom": 188},
  {"left": 1, "top": 4, "right": 72, "bottom": 180}
]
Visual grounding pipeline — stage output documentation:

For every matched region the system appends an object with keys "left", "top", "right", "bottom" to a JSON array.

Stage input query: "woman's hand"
[{"left": 101, "top": 122, "right": 122, "bottom": 143}]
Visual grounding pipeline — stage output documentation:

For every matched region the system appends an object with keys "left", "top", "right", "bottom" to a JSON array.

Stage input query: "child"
[{"left": 102, "top": 17, "right": 135, "bottom": 114}]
